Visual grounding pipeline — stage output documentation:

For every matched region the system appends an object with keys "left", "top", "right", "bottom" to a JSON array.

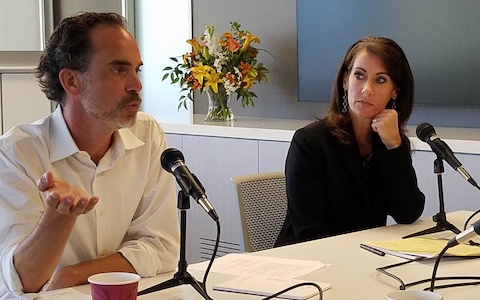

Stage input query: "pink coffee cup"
[{"left": 88, "top": 272, "right": 141, "bottom": 300}]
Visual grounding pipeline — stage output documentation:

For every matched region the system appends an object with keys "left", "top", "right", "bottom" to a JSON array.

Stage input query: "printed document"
[
  {"left": 213, "top": 275, "right": 331, "bottom": 300},
  {"left": 189, "top": 253, "right": 330, "bottom": 279},
  {"left": 34, "top": 288, "right": 89, "bottom": 300}
]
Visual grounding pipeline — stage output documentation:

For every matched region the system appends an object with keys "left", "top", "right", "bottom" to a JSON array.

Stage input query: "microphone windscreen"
[
  {"left": 416, "top": 123, "right": 435, "bottom": 142},
  {"left": 160, "top": 148, "right": 184, "bottom": 172}
]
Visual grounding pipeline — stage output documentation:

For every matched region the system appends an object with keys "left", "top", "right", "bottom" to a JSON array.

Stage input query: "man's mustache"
[{"left": 119, "top": 93, "right": 142, "bottom": 107}]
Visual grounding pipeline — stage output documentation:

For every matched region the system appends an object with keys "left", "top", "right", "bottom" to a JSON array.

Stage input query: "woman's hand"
[{"left": 371, "top": 109, "right": 402, "bottom": 149}]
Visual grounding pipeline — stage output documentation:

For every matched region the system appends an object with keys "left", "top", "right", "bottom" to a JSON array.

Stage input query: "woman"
[{"left": 275, "top": 36, "right": 425, "bottom": 246}]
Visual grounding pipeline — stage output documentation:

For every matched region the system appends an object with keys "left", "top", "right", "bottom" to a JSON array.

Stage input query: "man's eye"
[{"left": 114, "top": 68, "right": 125, "bottom": 74}]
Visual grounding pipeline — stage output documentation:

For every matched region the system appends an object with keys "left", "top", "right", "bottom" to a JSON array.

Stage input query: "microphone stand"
[
  {"left": 403, "top": 156, "right": 461, "bottom": 239},
  {"left": 138, "top": 190, "right": 212, "bottom": 299}
]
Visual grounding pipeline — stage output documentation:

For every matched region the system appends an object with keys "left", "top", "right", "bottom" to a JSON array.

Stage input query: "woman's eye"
[
  {"left": 354, "top": 72, "right": 364, "bottom": 79},
  {"left": 376, "top": 77, "right": 387, "bottom": 83}
]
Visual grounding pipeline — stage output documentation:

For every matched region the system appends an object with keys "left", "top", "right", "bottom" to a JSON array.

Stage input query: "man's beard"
[{"left": 82, "top": 93, "right": 142, "bottom": 130}]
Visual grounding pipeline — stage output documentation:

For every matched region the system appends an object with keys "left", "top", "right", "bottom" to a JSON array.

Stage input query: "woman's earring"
[
  {"left": 391, "top": 98, "right": 396, "bottom": 110},
  {"left": 342, "top": 92, "right": 348, "bottom": 114}
]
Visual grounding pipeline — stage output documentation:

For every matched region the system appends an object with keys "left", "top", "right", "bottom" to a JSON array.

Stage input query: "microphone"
[
  {"left": 416, "top": 123, "right": 478, "bottom": 188},
  {"left": 161, "top": 148, "right": 219, "bottom": 221},
  {"left": 446, "top": 220, "right": 480, "bottom": 248}
]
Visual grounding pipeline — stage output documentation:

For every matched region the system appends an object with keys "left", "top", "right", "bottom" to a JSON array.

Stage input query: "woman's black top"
[{"left": 275, "top": 120, "right": 425, "bottom": 247}]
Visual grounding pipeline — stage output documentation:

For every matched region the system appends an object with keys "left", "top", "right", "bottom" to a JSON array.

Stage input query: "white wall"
[{"left": 135, "top": 1, "right": 192, "bottom": 124}]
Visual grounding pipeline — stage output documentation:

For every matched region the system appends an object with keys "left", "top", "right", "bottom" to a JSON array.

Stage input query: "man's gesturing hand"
[{"left": 37, "top": 171, "right": 99, "bottom": 216}]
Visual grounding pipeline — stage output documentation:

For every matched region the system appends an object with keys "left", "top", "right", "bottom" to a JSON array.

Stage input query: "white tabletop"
[{"left": 41, "top": 210, "right": 480, "bottom": 300}]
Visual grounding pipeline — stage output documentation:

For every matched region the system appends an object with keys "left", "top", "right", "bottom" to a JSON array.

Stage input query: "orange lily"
[
  {"left": 224, "top": 73, "right": 237, "bottom": 85},
  {"left": 226, "top": 37, "right": 240, "bottom": 52},
  {"left": 186, "top": 74, "right": 202, "bottom": 90},
  {"left": 222, "top": 32, "right": 240, "bottom": 52},
  {"left": 239, "top": 61, "right": 252, "bottom": 76}
]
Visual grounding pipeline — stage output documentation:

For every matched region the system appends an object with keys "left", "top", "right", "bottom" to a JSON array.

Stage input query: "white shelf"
[
  {"left": 0, "top": 66, "right": 36, "bottom": 73},
  {"left": 159, "top": 115, "right": 480, "bottom": 154},
  {"left": 160, "top": 115, "right": 310, "bottom": 142}
]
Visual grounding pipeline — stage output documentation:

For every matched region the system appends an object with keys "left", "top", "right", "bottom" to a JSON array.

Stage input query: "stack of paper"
[
  {"left": 213, "top": 275, "right": 330, "bottom": 300},
  {"left": 190, "top": 253, "right": 331, "bottom": 299}
]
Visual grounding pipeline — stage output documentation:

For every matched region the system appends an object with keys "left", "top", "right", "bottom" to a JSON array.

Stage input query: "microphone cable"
[
  {"left": 429, "top": 244, "right": 449, "bottom": 292},
  {"left": 261, "top": 282, "right": 324, "bottom": 300},
  {"left": 198, "top": 218, "right": 324, "bottom": 300},
  {"left": 464, "top": 209, "right": 480, "bottom": 231},
  {"left": 462, "top": 210, "right": 480, "bottom": 247},
  {"left": 429, "top": 214, "right": 480, "bottom": 293},
  {"left": 201, "top": 218, "right": 221, "bottom": 300},
  {"left": 427, "top": 243, "right": 480, "bottom": 292}
]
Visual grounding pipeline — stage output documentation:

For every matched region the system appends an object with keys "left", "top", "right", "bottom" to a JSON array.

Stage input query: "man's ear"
[{"left": 58, "top": 68, "right": 82, "bottom": 97}]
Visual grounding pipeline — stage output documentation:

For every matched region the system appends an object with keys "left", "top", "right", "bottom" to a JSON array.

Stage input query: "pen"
[{"left": 360, "top": 244, "right": 385, "bottom": 257}]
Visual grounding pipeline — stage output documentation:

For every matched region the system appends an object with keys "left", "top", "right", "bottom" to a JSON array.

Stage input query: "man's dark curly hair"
[{"left": 35, "top": 12, "right": 127, "bottom": 105}]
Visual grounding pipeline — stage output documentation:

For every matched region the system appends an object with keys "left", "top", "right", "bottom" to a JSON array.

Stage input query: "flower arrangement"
[{"left": 162, "top": 22, "right": 270, "bottom": 120}]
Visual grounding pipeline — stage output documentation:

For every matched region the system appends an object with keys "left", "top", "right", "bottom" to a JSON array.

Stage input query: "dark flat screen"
[{"left": 297, "top": 0, "right": 480, "bottom": 105}]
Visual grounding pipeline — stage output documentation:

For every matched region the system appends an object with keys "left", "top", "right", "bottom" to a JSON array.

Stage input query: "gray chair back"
[{"left": 231, "top": 171, "right": 287, "bottom": 252}]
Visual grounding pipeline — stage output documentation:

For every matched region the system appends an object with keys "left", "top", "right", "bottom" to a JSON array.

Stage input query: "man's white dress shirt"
[{"left": 0, "top": 107, "right": 180, "bottom": 299}]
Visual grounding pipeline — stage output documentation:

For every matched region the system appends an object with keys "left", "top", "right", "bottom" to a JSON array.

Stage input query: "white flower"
[{"left": 223, "top": 72, "right": 240, "bottom": 96}]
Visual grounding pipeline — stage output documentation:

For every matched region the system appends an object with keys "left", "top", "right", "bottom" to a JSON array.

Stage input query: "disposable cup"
[
  {"left": 386, "top": 290, "right": 443, "bottom": 300},
  {"left": 88, "top": 272, "right": 141, "bottom": 300}
]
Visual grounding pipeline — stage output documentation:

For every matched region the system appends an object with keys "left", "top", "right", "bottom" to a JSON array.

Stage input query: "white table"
[{"left": 44, "top": 210, "right": 480, "bottom": 299}]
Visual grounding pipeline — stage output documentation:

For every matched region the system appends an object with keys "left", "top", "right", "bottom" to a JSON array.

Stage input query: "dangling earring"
[
  {"left": 391, "top": 98, "right": 396, "bottom": 110},
  {"left": 342, "top": 92, "right": 348, "bottom": 114}
]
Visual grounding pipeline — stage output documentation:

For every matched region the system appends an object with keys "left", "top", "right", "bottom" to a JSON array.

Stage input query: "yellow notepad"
[{"left": 363, "top": 236, "right": 480, "bottom": 259}]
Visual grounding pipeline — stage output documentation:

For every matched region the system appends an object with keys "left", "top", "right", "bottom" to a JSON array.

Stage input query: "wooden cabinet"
[{"left": 1, "top": 73, "right": 52, "bottom": 133}]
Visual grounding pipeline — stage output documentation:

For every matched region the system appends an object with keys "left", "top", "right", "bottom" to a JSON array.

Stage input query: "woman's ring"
[{"left": 373, "top": 118, "right": 378, "bottom": 123}]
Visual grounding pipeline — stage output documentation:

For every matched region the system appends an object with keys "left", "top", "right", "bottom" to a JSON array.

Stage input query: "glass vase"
[{"left": 205, "top": 86, "right": 234, "bottom": 122}]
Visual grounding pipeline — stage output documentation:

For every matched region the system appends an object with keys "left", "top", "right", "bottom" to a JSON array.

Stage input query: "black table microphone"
[
  {"left": 161, "top": 148, "right": 219, "bottom": 221},
  {"left": 416, "top": 123, "right": 478, "bottom": 188}
]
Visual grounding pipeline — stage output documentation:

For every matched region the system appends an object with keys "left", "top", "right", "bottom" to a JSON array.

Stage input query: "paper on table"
[
  {"left": 189, "top": 253, "right": 330, "bottom": 279},
  {"left": 364, "top": 236, "right": 480, "bottom": 259},
  {"left": 213, "top": 275, "right": 331, "bottom": 300},
  {"left": 34, "top": 288, "right": 90, "bottom": 300}
]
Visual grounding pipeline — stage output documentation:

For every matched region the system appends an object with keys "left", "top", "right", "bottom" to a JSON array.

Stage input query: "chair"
[{"left": 230, "top": 171, "right": 288, "bottom": 252}]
